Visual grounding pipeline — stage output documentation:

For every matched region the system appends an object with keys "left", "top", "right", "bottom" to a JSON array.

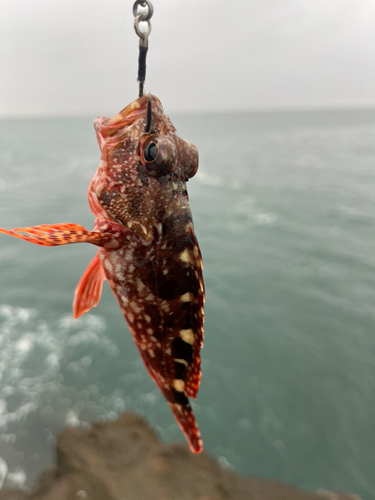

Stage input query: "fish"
[{"left": 0, "top": 94, "right": 205, "bottom": 453}]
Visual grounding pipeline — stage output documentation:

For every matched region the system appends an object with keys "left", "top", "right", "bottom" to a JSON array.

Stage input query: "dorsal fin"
[{"left": 185, "top": 230, "right": 204, "bottom": 399}]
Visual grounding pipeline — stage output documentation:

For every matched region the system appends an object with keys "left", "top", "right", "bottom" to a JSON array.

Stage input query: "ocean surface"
[{"left": 0, "top": 108, "right": 374, "bottom": 498}]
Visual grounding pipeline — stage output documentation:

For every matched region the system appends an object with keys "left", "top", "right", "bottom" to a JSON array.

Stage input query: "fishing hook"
[
  {"left": 133, "top": 0, "right": 153, "bottom": 98},
  {"left": 145, "top": 93, "right": 152, "bottom": 133}
]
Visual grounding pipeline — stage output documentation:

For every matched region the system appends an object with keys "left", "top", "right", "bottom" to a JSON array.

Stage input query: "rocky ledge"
[{"left": 0, "top": 412, "right": 361, "bottom": 500}]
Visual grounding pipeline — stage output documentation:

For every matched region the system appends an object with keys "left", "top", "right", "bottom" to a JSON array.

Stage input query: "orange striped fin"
[
  {"left": 73, "top": 253, "right": 106, "bottom": 319},
  {"left": 0, "top": 223, "right": 116, "bottom": 248}
]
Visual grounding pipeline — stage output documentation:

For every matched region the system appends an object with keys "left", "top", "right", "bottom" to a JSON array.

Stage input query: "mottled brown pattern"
[
  {"left": 0, "top": 94, "right": 204, "bottom": 454},
  {"left": 91, "top": 95, "right": 204, "bottom": 452}
]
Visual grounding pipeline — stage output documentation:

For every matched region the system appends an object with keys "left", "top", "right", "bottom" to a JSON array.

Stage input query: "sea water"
[{"left": 0, "top": 109, "right": 374, "bottom": 498}]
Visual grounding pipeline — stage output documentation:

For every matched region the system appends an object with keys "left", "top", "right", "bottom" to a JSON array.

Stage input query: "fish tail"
[{"left": 169, "top": 400, "right": 203, "bottom": 454}]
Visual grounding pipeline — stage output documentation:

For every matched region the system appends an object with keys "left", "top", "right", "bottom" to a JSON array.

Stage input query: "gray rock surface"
[{"left": 0, "top": 412, "right": 362, "bottom": 500}]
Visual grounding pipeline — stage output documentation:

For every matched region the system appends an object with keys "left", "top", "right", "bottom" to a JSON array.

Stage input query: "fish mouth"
[{"left": 94, "top": 94, "right": 161, "bottom": 145}]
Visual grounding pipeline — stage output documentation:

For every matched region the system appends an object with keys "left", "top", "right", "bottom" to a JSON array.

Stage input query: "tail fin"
[{"left": 169, "top": 400, "right": 203, "bottom": 454}]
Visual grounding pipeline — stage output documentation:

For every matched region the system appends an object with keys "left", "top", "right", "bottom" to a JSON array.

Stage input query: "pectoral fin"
[
  {"left": 0, "top": 223, "right": 119, "bottom": 248},
  {"left": 73, "top": 252, "right": 106, "bottom": 319}
]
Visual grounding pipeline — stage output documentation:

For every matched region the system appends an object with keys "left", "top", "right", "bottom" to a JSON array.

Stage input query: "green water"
[{"left": 0, "top": 109, "right": 374, "bottom": 498}]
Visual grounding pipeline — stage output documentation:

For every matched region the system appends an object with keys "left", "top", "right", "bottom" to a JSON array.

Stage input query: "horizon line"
[{"left": 1, "top": 104, "right": 375, "bottom": 121}]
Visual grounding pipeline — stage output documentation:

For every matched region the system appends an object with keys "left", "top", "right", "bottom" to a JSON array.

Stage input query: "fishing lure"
[{"left": 0, "top": 93, "right": 204, "bottom": 453}]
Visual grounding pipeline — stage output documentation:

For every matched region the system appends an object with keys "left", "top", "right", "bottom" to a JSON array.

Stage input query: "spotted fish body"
[{"left": 0, "top": 95, "right": 204, "bottom": 453}]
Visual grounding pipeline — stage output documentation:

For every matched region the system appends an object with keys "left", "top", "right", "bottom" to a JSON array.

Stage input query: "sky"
[{"left": 0, "top": 0, "right": 374, "bottom": 117}]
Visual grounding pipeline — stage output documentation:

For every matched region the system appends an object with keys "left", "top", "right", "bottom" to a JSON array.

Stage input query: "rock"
[
  {"left": 0, "top": 492, "right": 27, "bottom": 500},
  {"left": 0, "top": 412, "right": 362, "bottom": 500}
]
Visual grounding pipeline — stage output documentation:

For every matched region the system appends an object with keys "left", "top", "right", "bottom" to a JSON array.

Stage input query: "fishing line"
[{"left": 133, "top": 0, "right": 153, "bottom": 98}]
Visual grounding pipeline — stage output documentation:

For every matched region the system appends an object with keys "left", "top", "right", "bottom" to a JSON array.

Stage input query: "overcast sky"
[{"left": 0, "top": 0, "right": 374, "bottom": 117}]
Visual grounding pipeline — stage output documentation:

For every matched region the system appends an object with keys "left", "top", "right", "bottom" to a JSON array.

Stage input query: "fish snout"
[{"left": 94, "top": 116, "right": 109, "bottom": 152}]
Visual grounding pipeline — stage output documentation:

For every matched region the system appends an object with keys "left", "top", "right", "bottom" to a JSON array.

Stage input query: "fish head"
[{"left": 89, "top": 94, "right": 199, "bottom": 244}]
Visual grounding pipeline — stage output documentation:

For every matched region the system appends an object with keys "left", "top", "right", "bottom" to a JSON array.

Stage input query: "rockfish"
[{"left": 0, "top": 95, "right": 204, "bottom": 453}]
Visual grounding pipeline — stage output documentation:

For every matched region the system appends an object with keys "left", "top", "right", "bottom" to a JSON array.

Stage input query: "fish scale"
[{"left": 0, "top": 94, "right": 205, "bottom": 453}]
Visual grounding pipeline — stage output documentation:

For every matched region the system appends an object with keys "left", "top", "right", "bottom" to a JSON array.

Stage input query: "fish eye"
[
  {"left": 175, "top": 138, "right": 199, "bottom": 179},
  {"left": 144, "top": 141, "right": 159, "bottom": 163},
  {"left": 142, "top": 136, "right": 176, "bottom": 177}
]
